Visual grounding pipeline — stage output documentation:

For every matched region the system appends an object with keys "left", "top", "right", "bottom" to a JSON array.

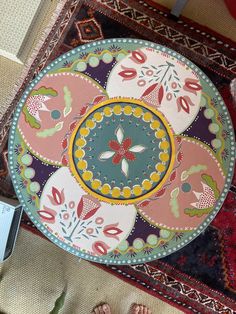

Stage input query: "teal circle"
[
  {"left": 89, "top": 56, "right": 99, "bottom": 67},
  {"left": 102, "top": 52, "right": 113, "bottom": 63},
  {"left": 147, "top": 234, "right": 158, "bottom": 245},
  {"left": 24, "top": 168, "right": 35, "bottom": 179},
  {"left": 182, "top": 182, "right": 191, "bottom": 192},
  {"left": 72, "top": 101, "right": 173, "bottom": 202},
  {"left": 29, "top": 182, "right": 40, "bottom": 193},
  {"left": 209, "top": 123, "right": 220, "bottom": 134},
  {"left": 204, "top": 108, "right": 214, "bottom": 119},
  {"left": 21, "top": 154, "right": 33, "bottom": 166},
  {"left": 133, "top": 238, "right": 145, "bottom": 250},
  {"left": 211, "top": 138, "right": 222, "bottom": 149},
  {"left": 51, "top": 110, "right": 61, "bottom": 120}
]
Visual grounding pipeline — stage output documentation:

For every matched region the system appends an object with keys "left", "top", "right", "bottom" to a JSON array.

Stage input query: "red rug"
[{"left": 1, "top": 1, "right": 236, "bottom": 313}]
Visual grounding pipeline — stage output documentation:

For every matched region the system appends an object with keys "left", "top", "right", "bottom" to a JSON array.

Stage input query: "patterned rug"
[{"left": 1, "top": 1, "right": 236, "bottom": 313}]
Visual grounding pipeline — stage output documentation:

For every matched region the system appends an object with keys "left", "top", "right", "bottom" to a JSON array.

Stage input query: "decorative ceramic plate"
[{"left": 9, "top": 39, "right": 235, "bottom": 265}]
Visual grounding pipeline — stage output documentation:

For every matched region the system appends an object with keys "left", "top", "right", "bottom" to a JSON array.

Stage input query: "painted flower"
[
  {"left": 77, "top": 195, "right": 101, "bottom": 220},
  {"left": 26, "top": 94, "right": 50, "bottom": 122},
  {"left": 183, "top": 78, "right": 202, "bottom": 95},
  {"left": 99, "top": 125, "right": 146, "bottom": 177},
  {"left": 37, "top": 206, "right": 57, "bottom": 223},
  {"left": 47, "top": 187, "right": 65, "bottom": 206},
  {"left": 176, "top": 95, "right": 194, "bottom": 114},
  {"left": 191, "top": 182, "right": 216, "bottom": 209}
]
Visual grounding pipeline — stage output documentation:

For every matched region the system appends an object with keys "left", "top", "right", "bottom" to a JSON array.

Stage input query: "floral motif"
[
  {"left": 176, "top": 95, "right": 194, "bottom": 114},
  {"left": 99, "top": 125, "right": 146, "bottom": 177},
  {"left": 26, "top": 94, "right": 50, "bottom": 122},
  {"left": 191, "top": 183, "right": 216, "bottom": 209}
]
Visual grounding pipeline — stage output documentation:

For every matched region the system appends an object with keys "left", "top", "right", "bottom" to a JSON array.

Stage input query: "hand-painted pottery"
[{"left": 8, "top": 39, "right": 235, "bottom": 265}]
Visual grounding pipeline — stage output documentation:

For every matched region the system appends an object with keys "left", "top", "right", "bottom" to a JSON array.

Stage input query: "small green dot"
[
  {"left": 116, "top": 53, "right": 126, "bottom": 61},
  {"left": 200, "top": 96, "right": 207, "bottom": 107},
  {"left": 117, "top": 240, "right": 129, "bottom": 252},
  {"left": 102, "top": 52, "right": 113, "bottom": 63},
  {"left": 21, "top": 154, "right": 33, "bottom": 166},
  {"left": 133, "top": 238, "right": 144, "bottom": 250},
  {"left": 24, "top": 168, "right": 35, "bottom": 179},
  {"left": 147, "top": 234, "right": 158, "bottom": 245},
  {"left": 76, "top": 61, "right": 87, "bottom": 72},
  {"left": 89, "top": 56, "right": 99, "bottom": 67},
  {"left": 211, "top": 138, "right": 222, "bottom": 149},
  {"left": 30, "top": 182, "right": 40, "bottom": 193},
  {"left": 204, "top": 108, "right": 214, "bottom": 119},
  {"left": 209, "top": 123, "right": 220, "bottom": 134},
  {"left": 160, "top": 229, "right": 171, "bottom": 239}
]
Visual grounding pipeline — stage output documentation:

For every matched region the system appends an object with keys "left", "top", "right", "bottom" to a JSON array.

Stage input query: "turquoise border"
[{"left": 8, "top": 38, "right": 235, "bottom": 265}]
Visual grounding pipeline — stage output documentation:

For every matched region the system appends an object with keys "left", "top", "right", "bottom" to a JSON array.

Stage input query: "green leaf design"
[
  {"left": 201, "top": 174, "right": 220, "bottom": 198},
  {"left": 31, "top": 87, "right": 58, "bottom": 97},
  {"left": 184, "top": 207, "right": 213, "bottom": 217},
  {"left": 22, "top": 87, "right": 58, "bottom": 129},
  {"left": 63, "top": 86, "right": 72, "bottom": 117},
  {"left": 49, "top": 288, "right": 67, "bottom": 314},
  {"left": 36, "top": 122, "right": 63, "bottom": 138},
  {"left": 22, "top": 106, "right": 41, "bottom": 129},
  {"left": 170, "top": 187, "right": 180, "bottom": 218}
]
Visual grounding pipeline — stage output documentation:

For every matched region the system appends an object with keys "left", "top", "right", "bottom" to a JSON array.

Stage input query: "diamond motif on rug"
[{"left": 75, "top": 18, "right": 103, "bottom": 43}]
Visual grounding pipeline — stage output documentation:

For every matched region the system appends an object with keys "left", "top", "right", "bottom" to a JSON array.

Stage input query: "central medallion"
[{"left": 69, "top": 98, "right": 175, "bottom": 204}]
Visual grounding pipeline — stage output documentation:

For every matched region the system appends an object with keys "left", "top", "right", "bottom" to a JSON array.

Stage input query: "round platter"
[{"left": 8, "top": 39, "right": 235, "bottom": 265}]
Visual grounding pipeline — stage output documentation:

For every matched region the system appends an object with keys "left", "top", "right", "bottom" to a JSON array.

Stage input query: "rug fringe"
[{"left": 3, "top": 0, "right": 68, "bottom": 122}]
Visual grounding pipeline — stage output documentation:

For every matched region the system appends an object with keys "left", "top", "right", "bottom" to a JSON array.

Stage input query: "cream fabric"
[
  {"left": 0, "top": 0, "right": 59, "bottom": 123},
  {"left": 0, "top": 229, "right": 182, "bottom": 314}
]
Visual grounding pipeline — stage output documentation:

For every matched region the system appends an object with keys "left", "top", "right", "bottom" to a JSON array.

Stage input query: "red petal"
[
  {"left": 84, "top": 207, "right": 100, "bottom": 220},
  {"left": 142, "top": 83, "right": 158, "bottom": 97},
  {"left": 51, "top": 187, "right": 65, "bottom": 205},
  {"left": 122, "top": 138, "right": 132, "bottom": 150},
  {"left": 170, "top": 171, "right": 176, "bottom": 182},
  {"left": 62, "top": 138, "right": 68, "bottom": 150},
  {"left": 130, "top": 49, "right": 147, "bottom": 64},
  {"left": 158, "top": 85, "right": 164, "bottom": 104},
  {"left": 61, "top": 155, "right": 68, "bottom": 166},
  {"left": 109, "top": 140, "right": 120, "bottom": 151},
  {"left": 184, "top": 78, "right": 202, "bottom": 94},
  {"left": 118, "top": 65, "right": 137, "bottom": 81},
  {"left": 138, "top": 200, "right": 150, "bottom": 207},
  {"left": 38, "top": 206, "right": 56, "bottom": 223},
  {"left": 141, "top": 83, "right": 164, "bottom": 106},
  {"left": 177, "top": 151, "right": 183, "bottom": 163},
  {"left": 77, "top": 197, "right": 83, "bottom": 219},
  {"left": 177, "top": 97, "right": 190, "bottom": 114},
  {"left": 77, "top": 195, "right": 101, "bottom": 220},
  {"left": 154, "top": 188, "right": 166, "bottom": 198},
  {"left": 70, "top": 121, "right": 77, "bottom": 131},
  {"left": 112, "top": 153, "right": 122, "bottom": 164},
  {"left": 80, "top": 105, "right": 89, "bottom": 116},
  {"left": 124, "top": 151, "right": 136, "bottom": 161},
  {"left": 93, "top": 95, "right": 106, "bottom": 105},
  {"left": 92, "top": 241, "right": 110, "bottom": 256},
  {"left": 103, "top": 223, "right": 123, "bottom": 240}
]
